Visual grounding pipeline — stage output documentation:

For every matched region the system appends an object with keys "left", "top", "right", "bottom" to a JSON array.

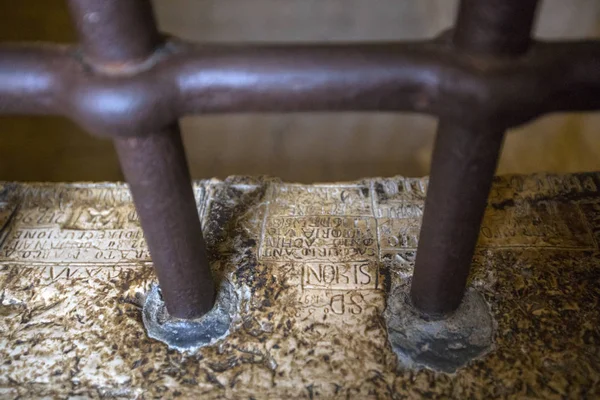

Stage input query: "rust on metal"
[
  {"left": 410, "top": 122, "right": 506, "bottom": 316},
  {"left": 0, "top": 19, "right": 598, "bottom": 137},
  {"left": 453, "top": 0, "right": 539, "bottom": 55}
]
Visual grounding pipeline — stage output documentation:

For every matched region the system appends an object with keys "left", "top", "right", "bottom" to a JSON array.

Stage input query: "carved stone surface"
[{"left": 0, "top": 174, "right": 599, "bottom": 398}]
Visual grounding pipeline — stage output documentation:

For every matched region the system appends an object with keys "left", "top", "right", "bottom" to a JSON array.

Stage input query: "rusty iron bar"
[
  {"left": 453, "top": 0, "right": 539, "bottom": 55},
  {"left": 410, "top": 0, "right": 540, "bottom": 317},
  {"left": 0, "top": 1, "right": 599, "bottom": 320},
  {"left": 67, "top": 0, "right": 215, "bottom": 319},
  {"left": 114, "top": 128, "right": 215, "bottom": 319},
  {"left": 0, "top": 40, "right": 599, "bottom": 136},
  {"left": 68, "top": 0, "right": 161, "bottom": 65}
]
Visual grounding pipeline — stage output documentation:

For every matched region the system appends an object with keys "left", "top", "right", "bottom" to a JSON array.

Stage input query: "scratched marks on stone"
[
  {"left": 0, "top": 228, "right": 149, "bottom": 263},
  {"left": 372, "top": 174, "right": 600, "bottom": 254},
  {"left": 372, "top": 177, "right": 427, "bottom": 274},
  {"left": 0, "top": 184, "right": 147, "bottom": 267},
  {"left": 1, "top": 264, "right": 143, "bottom": 281},
  {"left": 479, "top": 202, "right": 596, "bottom": 249}
]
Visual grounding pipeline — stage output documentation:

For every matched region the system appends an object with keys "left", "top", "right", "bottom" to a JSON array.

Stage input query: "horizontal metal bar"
[{"left": 0, "top": 39, "right": 599, "bottom": 137}]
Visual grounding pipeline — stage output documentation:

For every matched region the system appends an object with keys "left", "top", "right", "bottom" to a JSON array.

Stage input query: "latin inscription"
[
  {"left": 378, "top": 218, "right": 420, "bottom": 251},
  {"left": 297, "top": 289, "right": 382, "bottom": 319},
  {"left": 271, "top": 261, "right": 379, "bottom": 292},
  {"left": 0, "top": 185, "right": 159, "bottom": 270},
  {"left": 488, "top": 173, "right": 599, "bottom": 202},
  {"left": 260, "top": 216, "right": 377, "bottom": 261},
  {"left": 270, "top": 185, "right": 372, "bottom": 217},
  {"left": 0, "top": 228, "right": 150, "bottom": 263},
  {"left": 261, "top": 182, "right": 382, "bottom": 321},
  {"left": 302, "top": 262, "right": 379, "bottom": 290},
  {"left": 1, "top": 264, "right": 150, "bottom": 282},
  {"left": 479, "top": 201, "right": 595, "bottom": 249}
]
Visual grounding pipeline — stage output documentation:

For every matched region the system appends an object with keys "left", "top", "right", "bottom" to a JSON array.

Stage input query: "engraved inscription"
[
  {"left": 63, "top": 206, "right": 138, "bottom": 230},
  {"left": 0, "top": 228, "right": 150, "bottom": 263},
  {"left": 1, "top": 264, "right": 148, "bottom": 282},
  {"left": 373, "top": 178, "right": 427, "bottom": 220},
  {"left": 297, "top": 289, "right": 382, "bottom": 319},
  {"left": 1, "top": 175, "right": 599, "bottom": 398},
  {"left": 302, "top": 262, "right": 379, "bottom": 291},
  {"left": 479, "top": 201, "right": 596, "bottom": 249},
  {"left": 372, "top": 176, "right": 598, "bottom": 250},
  {"left": 378, "top": 218, "right": 420, "bottom": 251},
  {"left": 272, "top": 261, "right": 379, "bottom": 292},
  {"left": 260, "top": 216, "right": 377, "bottom": 261},
  {"left": 270, "top": 185, "right": 372, "bottom": 217},
  {"left": 488, "top": 173, "right": 599, "bottom": 202},
  {"left": 0, "top": 185, "right": 156, "bottom": 267}
]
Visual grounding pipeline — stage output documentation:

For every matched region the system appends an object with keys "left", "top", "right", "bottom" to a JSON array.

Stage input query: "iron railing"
[{"left": 1, "top": 0, "right": 599, "bottom": 319}]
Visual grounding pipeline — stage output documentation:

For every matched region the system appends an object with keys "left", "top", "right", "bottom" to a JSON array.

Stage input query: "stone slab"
[{"left": 0, "top": 173, "right": 599, "bottom": 398}]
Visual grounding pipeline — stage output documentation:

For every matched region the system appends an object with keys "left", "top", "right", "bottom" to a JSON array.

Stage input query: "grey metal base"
[
  {"left": 142, "top": 280, "right": 238, "bottom": 352},
  {"left": 385, "top": 286, "right": 494, "bottom": 373}
]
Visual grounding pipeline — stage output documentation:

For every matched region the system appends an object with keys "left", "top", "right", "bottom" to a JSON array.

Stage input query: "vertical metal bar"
[
  {"left": 68, "top": 0, "right": 215, "bottom": 319},
  {"left": 115, "top": 129, "right": 215, "bottom": 319},
  {"left": 410, "top": 123, "right": 504, "bottom": 316},
  {"left": 410, "top": 0, "right": 539, "bottom": 317},
  {"left": 67, "top": 0, "right": 161, "bottom": 64},
  {"left": 454, "top": 0, "right": 539, "bottom": 55}
]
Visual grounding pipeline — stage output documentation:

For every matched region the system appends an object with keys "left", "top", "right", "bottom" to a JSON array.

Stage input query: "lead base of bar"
[
  {"left": 142, "top": 280, "right": 237, "bottom": 352},
  {"left": 384, "top": 286, "right": 494, "bottom": 373}
]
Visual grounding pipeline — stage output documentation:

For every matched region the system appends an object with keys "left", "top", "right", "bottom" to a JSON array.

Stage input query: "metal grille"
[{"left": 0, "top": 0, "right": 598, "bottom": 319}]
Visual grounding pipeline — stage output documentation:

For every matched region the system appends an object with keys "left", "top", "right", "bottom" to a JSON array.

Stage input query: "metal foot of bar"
[
  {"left": 143, "top": 280, "right": 237, "bottom": 351},
  {"left": 386, "top": 286, "right": 493, "bottom": 372}
]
